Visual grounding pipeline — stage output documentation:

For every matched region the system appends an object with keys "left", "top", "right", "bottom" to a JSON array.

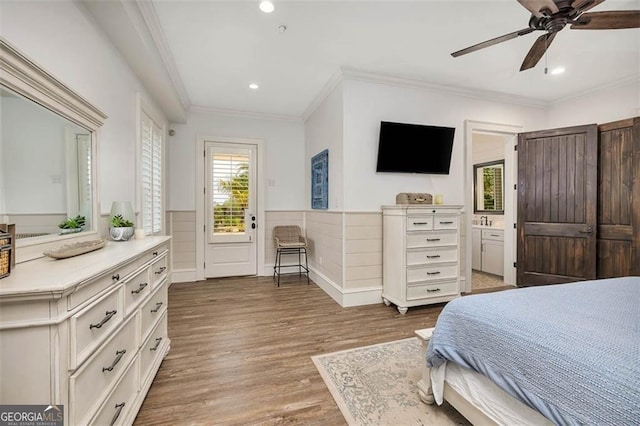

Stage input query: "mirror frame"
[
  {"left": 0, "top": 37, "right": 107, "bottom": 263},
  {"left": 473, "top": 159, "right": 505, "bottom": 215}
]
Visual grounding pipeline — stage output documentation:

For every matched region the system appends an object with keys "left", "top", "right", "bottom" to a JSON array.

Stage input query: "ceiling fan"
[{"left": 452, "top": 0, "right": 640, "bottom": 71}]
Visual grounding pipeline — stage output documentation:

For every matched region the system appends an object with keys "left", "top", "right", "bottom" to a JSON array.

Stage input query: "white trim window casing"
[{"left": 137, "top": 95, "right": 165, "bottom": 237}]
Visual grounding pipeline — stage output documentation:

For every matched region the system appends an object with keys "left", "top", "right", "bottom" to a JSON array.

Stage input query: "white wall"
[
  {"left": 0, "top": 1, "right": 167, "bottom": 215},
  {"left": 342, "top": 79, "right": 547, "bottom": 211},
  {"left": 168, "top": 110, "right": 305, "bottom": 211},
  {"left": 546, "top": 79, "right": 640, "bottom": 129},
  {"left": 304, "top": 82, "right": 344, "bottom": 210}
]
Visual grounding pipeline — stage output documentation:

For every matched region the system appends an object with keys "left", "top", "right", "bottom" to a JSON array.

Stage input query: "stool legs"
[{"left": 273, "top": 247, "right": 309, "bottom": 286}]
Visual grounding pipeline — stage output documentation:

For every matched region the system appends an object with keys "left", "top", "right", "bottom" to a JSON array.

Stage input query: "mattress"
[{"left": 426, "top": 276, "right": 640, "bottom": 425}]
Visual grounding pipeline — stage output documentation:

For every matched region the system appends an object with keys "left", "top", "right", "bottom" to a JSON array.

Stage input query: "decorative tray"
[{"left": 43, "top": 239, "right": 107, "bottom": 259}]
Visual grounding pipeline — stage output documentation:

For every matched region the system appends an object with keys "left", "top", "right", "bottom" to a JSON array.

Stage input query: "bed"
[{"left": 416, "top": 276, "right": 640, "bottom": 425}]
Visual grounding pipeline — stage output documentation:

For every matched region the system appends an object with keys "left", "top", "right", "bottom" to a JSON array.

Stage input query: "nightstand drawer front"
[
  {"left": 407, "top": 264, "right": 458, "bottom": 283},
  {"left": 406, "top": 231, "right": 457, "bottom": 248},
  {"left": 406, "top": 216, "right": 433, "bottom": 231},
  {"left": 407, "top": 246, "right": 457, "bottom": 266},
  {"left": 70, "top": 315, "right": 137, "bottom": 426},
  {"left": 407, "top": 281, "right": 458, "bottom": 300},
  {"left": 434, "top": 216, "right": 458, "bottom": 230},
  {"left": 71, "top": 287, "right": 123, "bottom": 369}
]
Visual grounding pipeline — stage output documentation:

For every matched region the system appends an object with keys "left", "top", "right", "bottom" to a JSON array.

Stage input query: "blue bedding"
[{"left": 426, "top": 277, "right": 640, "bottom": 425}]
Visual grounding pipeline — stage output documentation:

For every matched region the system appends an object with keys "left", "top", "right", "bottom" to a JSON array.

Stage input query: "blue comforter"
[{"left": 426, "top": 277, "right": 640, "bottom": 425}]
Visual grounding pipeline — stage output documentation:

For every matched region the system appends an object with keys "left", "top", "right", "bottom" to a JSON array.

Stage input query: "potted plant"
[
  {"left": 109, "top": 214, "right": 135, "bottom": 241},
  {"left": 58, "top": 215, "right": 86, "bottom": 235}
]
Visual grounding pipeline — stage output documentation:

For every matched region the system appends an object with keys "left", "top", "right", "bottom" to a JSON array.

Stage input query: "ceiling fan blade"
[
  {"left": 517, "top": 0, "right": 559, "bottom": 18},
  {"left": 571, "top": 0, "right": 605, "bottom": 13},
  {"left": 451, "top": 28, "right": 535, "bottom": 57},
  {"left": 571, "top": 11, "right": 640, "bottom": 29},
  {"left": 520, "top": 32, "right": 557, "bottom": 71}
]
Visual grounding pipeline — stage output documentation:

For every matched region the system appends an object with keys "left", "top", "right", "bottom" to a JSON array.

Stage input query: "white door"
[{"left": 204, "top": 142, "right": 257, "bottom": 277}]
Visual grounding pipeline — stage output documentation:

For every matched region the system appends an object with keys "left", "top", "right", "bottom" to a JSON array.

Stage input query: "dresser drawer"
[
  {"left": 407, "top": 246, "right": 458, "bottom": 266},
  {"left": 407, "top": 264, "right": 458, "bottom": 284},
  {"left": 150, "top": 253, "right": 168, "bottom": 289},
  {"left": 140, "top": 244, "right": 169, "bottom": 267},
  {"left": 141, "top": 281, "right": 168, "bottom": 342},
  {"left": 140, "top": 312, "right": 168, "bottom": 388},
  {"left": 406, "top": 216, "right": 433, "bottom": 231},
  {"left": 89, "top": 353, "right": 139, "bottom": 426},
  {"left": 68, "top": 264, "right": 134, "bottom": 311},
  {"left": 433, "top": 215, "right": 458, "bottom": 230},
  {"left": 406, "top": 231, "right": 457, "bottom": 248},
  {"left": 407, "top": 280, "right": 458, "bottom": 300},
  {"left": 124, "top": 267, "right": 151, "bottom": 316},
  {"left": 69, "top": 314, "right": 138, "bottom": 426},
  {"left": 70, "top": 287, "right": 123, "bottom": 369}
]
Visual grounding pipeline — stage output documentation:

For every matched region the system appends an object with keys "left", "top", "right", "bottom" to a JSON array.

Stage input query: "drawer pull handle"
[
  {"left": 102, "top": 349, "right": 126, "bottom": 372},
  {"left": 426, "top": 238, "right": 441, "bottom": 242},
  {"left": 110, "top": 402, "right": 126, "bottom": 426},
  {"left": 413, "top": 222, "right": 429, "bottom": 225},
  {"left": 426, "top": 255, "right": 441, "bottom": 259},
  {"left": 150, "top": 337, "right": 163, "bottom": 351},
  {"left": 153, "top": 251, "right": 158, "bottom": 256},
  {"left": 131, "top": 282, "right": 148, "bottom": 294},
  {"left": 426, "top": 271, "right": 441, "bottom": 275},
  {"left": 154, "top": 266, "right": 167, "bottom": 275},
  {"left": 426, "top": 288, "right": 441, "bottom": 293},
  {"left": 90, "top": 310, "right": 117, "bottom": 329},
  {"left": 151, "top": 302, "right": 164, "bottom": 313},
  {"left": 112, "top": 274, "right": 120, "bottom": 281},
  {"left": 440, "top": 221, "right": 454, "bottom": 225},
  {"left": 490, "top": 234, "right": 500, "bottom": 237}
]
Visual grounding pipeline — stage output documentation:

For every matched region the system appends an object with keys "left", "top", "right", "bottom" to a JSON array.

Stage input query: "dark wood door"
[
  {"left": 597, "top": 117, "right": 640, "bottom": 277},
  {"left": 517, "top": 124, "right": 598, "bottom": 286}
]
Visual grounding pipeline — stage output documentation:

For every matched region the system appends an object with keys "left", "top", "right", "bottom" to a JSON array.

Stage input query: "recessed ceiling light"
[
  {"left": 259, "top": 1, "right": 274, "bottom": 13},
  {"left": 249, "top": 83, "right": 259, "bottom": 90},
  {"left": 550, "top": 67, "right": 565, "bottom": 75}
]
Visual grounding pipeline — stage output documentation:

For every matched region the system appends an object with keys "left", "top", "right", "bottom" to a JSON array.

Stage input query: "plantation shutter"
[{"left": 141, "top": 111, "right": 163, "bottom": 235}]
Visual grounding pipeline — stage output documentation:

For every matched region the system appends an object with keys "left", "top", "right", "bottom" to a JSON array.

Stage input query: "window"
[
  {"left": 211, "top": 150, "right": 250, "bottom": 235},
  {"left": 140, "top": 110, "right": 163, "bottom": 235}
]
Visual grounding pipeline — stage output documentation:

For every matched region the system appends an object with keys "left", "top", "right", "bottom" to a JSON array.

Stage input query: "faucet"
[{"left": 480, "top": 215, "right": 488, "bottom": 226}]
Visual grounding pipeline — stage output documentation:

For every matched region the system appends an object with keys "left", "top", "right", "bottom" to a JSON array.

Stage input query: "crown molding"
[
  {"left": 301, "top": 69, "right": 345, "bottom": 122},
  {"left": 134, "top": 0, "right": 191, "bottom": 111},
  {"left": 189, "top": 105, "right": 302, "bottom": 122},
  {"left": 548, "top": 73, "right": 640, "bottom": 106},
  {"left": 339, "top": 67, "right": 549, "bottom": 109}
]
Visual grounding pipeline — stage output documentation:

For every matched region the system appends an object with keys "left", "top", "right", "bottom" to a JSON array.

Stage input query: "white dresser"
[
  {"left": 0, "top": 236, "right": 171, "bottom": 425},
  {"left": 382, "top": 205, "right": 462, "bottom": 314}
]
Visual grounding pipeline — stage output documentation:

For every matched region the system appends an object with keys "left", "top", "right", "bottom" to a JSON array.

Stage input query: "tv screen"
[{"left": 376, "top": 121, "right": 455, "bottom": 174}]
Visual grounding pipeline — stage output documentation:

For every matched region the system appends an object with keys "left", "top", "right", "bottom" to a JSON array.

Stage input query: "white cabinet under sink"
[{"left": 472, "top": 228, "right": 504, "bottom": 277}]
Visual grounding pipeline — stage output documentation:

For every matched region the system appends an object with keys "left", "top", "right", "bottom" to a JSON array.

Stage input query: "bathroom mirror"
[
  {"left": 0, "top": 38, "right": 107, "bottom": 262},
  {"left": 474, "top": 159, "right": 504, "bottom": 214}
]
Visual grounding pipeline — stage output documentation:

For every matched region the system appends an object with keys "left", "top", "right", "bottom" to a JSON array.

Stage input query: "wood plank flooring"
[{"left": 134, "top": 276, "right": 445, "bottom": 425}]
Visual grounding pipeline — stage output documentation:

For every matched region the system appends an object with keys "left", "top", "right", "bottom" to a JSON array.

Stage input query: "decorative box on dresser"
[
  {"left": 382, "top": 205, "right": 462, "bottom": 314},
  {"left": 0, "top": 236, "right": 171, "bottom": 425}
]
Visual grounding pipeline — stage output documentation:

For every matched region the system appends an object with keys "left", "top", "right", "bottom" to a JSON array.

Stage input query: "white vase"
[{"left": 109, "top": 227, "right": 134, "bottom": 241}]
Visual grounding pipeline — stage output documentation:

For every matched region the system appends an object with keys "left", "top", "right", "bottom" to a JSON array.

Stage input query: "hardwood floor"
[{"left": 134, "top": 276, "right": 445, "bottom": 425}]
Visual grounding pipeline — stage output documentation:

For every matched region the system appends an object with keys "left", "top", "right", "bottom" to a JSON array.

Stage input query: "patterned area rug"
[{"left": 312, "top": 338, "right": 470, "bottom": 426}]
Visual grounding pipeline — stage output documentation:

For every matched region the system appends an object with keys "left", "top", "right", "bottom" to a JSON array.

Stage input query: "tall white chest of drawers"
[
  {"left": 382, "top": 205, "right": 462, "bottom": 314},
  {"left": 0, "top": 236, "right": 171, "bottom": 425}
]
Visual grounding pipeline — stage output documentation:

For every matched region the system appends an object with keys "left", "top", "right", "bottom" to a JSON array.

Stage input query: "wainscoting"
[{"left": 167, "top": 209, "right": 467, "bottom": 307}]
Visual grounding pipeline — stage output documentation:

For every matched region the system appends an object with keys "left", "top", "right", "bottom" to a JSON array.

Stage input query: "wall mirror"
[
  {"left": 474, "top": 159, "right": 504, "bottom": 214},
  {"left": 0, "top": 38, "right": 106, "bottom": 263}
]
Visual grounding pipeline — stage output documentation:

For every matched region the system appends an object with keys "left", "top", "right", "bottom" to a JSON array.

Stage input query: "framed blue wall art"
[{"left": 311, "top": 149, "right": 328, "bottom": 210}]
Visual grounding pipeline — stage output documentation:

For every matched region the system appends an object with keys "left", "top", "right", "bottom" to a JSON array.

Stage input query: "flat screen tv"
[{"left": 376, "top": 121, "right": 455, "bottom": 174}]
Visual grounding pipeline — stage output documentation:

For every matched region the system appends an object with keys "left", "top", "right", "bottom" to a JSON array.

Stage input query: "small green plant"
[
  {"left": 110, "top": 214, "right": 134, "bottom": 228},
  {"left": 58, "top": 215, "right": 86, "bottom": 229}
]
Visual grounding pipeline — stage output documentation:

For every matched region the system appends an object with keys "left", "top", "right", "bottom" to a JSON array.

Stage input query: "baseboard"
[
  {"left": 172, "top": 268, "right": 197, "bottom": 283},
  {"left": 310, "top": 268, "right": 382, "bottom": 308}
]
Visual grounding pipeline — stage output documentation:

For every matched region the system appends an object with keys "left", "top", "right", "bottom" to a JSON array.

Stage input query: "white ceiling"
[{"left": 88, "top": 0, "right": 640, "bottom": 121}]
